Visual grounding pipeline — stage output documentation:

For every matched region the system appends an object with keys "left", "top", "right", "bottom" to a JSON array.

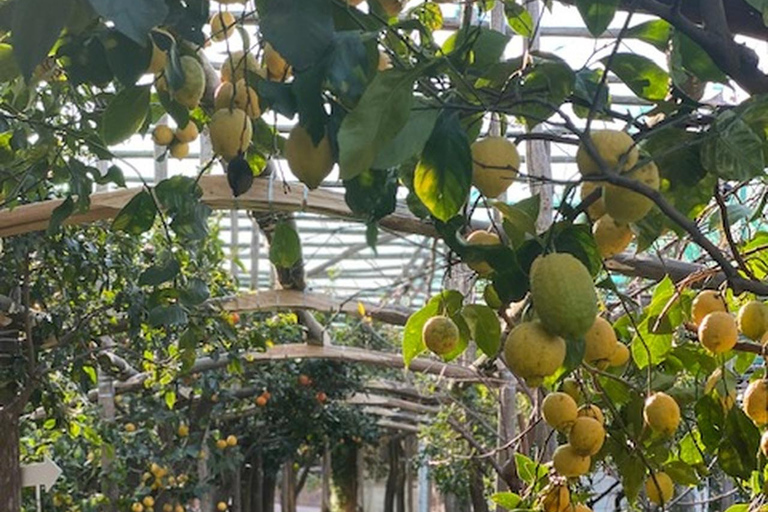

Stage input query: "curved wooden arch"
[{"left": 0, "top": 175, "right": 434, "bottom": 238}]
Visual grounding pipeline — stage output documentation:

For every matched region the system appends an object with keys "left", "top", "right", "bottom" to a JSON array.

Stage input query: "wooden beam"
[
  {"left": 347, "top": 393, "right": 441, "bottom": 415},
  {"left": 209, "top": 290, "right": 411, "bottom": 326},
  {"left": 0, "top": 175, "right": 434, "bottom": 238},
  {"left": 91, "top": 344, "right": 486, "bottom": 399}
]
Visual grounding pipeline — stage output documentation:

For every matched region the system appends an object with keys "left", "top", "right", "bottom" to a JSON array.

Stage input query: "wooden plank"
[
  {"left": 209, "top": 289, "right": 411, "bottom": 326},
  {"left": 0, "top": 175, "right": 434, "bottom": 238}
]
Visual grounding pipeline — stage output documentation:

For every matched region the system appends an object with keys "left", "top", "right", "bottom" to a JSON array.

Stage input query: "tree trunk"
[
  {"left": 0, "top": 407, "right": 21, "bottom": 512},
  {"left": 384, "top": 438, "right": 403, "bottom": 512},
  {"left": 468, "top": 463, "right": 488, "bottom": 512},
  {"left": 262, "top": 470, "right": 276, "bottom": 512},
  {"left": 331, "top": 445, "right": 358, "bottom": 512},
  {"left": 280, "top": 460, "right": 297, "bottom": 512}
]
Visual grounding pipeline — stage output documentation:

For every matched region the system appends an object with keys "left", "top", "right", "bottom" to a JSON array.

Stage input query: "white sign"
[{"left": 22, "top": 456, "right": 62, "bottom": 491}]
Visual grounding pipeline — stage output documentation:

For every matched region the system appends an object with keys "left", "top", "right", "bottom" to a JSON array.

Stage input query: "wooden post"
[
  {"left": 281, "top": 459, "right": 297, "bottom": 512},
  {"left": 322, "top": 439, "right": 331, "bottom": 512},
  {"left": 97, "top": 336, "right": 118, "bottom": 511},
  {"left": 198, "top": 443, "right": 213, "bottom": 512}
]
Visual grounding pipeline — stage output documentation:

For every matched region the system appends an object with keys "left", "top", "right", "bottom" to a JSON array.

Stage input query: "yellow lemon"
[
  {"left": 210, "top": 11, "right": 236, "bottom": 42},
  {"left": 465, "top": 230, "right": 501, "bottom": 276},
  {"left": 592, "top": 215, "right": 633, "bottom": 259},
  {"left": 285, "top": 125, "right": 334, "bottom": 189},
  {"left": 422, "top": 315, "right": 460, "bottom": 356},
  {"left": 152, "top": 125, "right": 174, "bottom": 146},
  {"left": 578, "top": 404, "right": 605, "bottom": 426},
  {"left": 504, "top": 321, "right": 566, "bottom": 387},
  {"left": 603, "top": 161, "right": 660, "bottom": 224},
  {"left": 737, "top": 300, "right": 768, "bottom": 340},
  {"left": 584, "top": 317, "right": 618, "bottom": 368},
  {"left": 568, "top": 417, "right": 605, "bottom": 456},
  {"left": 645, "top": 472, "right": 674, "bottom": 505},
  {"left": 542, "top": 392, "right": 579, "bottom": 431},
  {"left": 698, "top": 311, "right": 738, "bottom": 354},
  {"left": 471, "top": 137, "right": 520, "bottom": 198},
  {"left": 691, "top": 290, "right": 727, "bottom": 326},
  {"left": 608, "top": 342, "right": 630, "bottom": 367},
  {"left": 744, "top": 379, "right": 768, "bottom": 425},
  {"left": 580, "top": 181, "right": 605, "bottom": 220},
  {"left": 643, "top": 392, "right": 680, "bottom": 435},
  {"left": 553, "top": 444, "right": 591, "bottom": 477},
  {"left": 209, "top": 108, "right": 252, "bottom": 161},
  {"left": 576, "top": 130, "right": 638, "bottom": 176}
]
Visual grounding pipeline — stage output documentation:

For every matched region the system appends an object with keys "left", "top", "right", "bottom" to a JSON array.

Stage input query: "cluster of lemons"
[
  {"left": 215, "top": 434, "right": 239, "bottom": 450},
  {"left": 142, "top": 462, "right": 189, "bottom": 492},
  {"left": 151, "top": 122, "right": 199, "bottom": 160}
]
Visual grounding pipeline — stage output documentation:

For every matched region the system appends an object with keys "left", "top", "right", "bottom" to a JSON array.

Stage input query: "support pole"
[{"left": 97, "top": 336, "right": 118, "bottom": 512}]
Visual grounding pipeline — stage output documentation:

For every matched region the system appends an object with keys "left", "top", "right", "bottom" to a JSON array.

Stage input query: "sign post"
[{"left": 21, "top": 456, "right": 62, "bottom": 512}]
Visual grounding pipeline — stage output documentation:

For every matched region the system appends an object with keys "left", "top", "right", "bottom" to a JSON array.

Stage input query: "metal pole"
[{"left": 35, "top": 485, "right": 41, "bottom": 512}]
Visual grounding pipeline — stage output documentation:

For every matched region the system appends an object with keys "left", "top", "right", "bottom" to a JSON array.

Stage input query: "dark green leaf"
[
  {"left": 550, "top": 222, "right": 602, "bottom": 276},
  {"left": 293, "top": 62, "right": 329, "bottom": 144},
  {"left": 256, "top": 80, "right": 297, "bottom": 118},
  {"left": 572, "top": 68, "right": 610, "bottom": 119},
  {"left": 671, "top": 32, "right": 727, "bottom": 84},
  {"left": 47, "top": 196, "right": 75, "bottom": 235},
  {"left": 504, "top": 1, "right": 533, "bottom": 37},
  {"left": 744, "top": 0, "right": 768, "bottom": 25},
  {"left": 513, "top": 59, "right": 575, "bottom": 127},
  {"left": 87, "top": 0, "right": 169, "bottom": 44},
  {"left": 227, "top": 155, "right": 255, "bottom": 197},
  {"left": 258, "top": 0, "right": 334, "bottom": 70},
  {"left": 338, "top": 68, "right": 418, "bottom": 179},
  {"left": 92, "top": 165, "right": 127, "bottom": 188},
  {"left": 157, "top": 89, "right": 189, "bottom": 129},
  {"left": 461, "top": 304, "right": 501, "bottom": 357},
  {"left": 269, "top": 222, "right": 302, "bottom": 268},
  {"left": 575, "top": 0, "right": 620, "bottom": 37},
  {"left": 414, "top": 112, "right": 472, "bottom": 221},
  {"left": 102, "top": 86, "right": 151, "bottom": 145},
  {"left": 112, "top": 190, "right": 157, "bottom": 235},
  {"left": 148, "top": 304, "right": 188, "bottom": 327},
  {"left": 100, "top": 29, "right": 151, "bottom": 86},
  {"left": 695, "top": 395, "right": 724, "bottom": 451},
  {"left": 701, "top": 110, "right": 766, "bottom": 181},
  {"left": 603, "top": 53, "right": 669, "bottom": 101},
  {"left": 344, "top": 169, "right": 398, "bottom": 222},
  {"left": 372, "top": 101, "right": 440, "bottom": 170},
  {"left": 139, "top": 259, "right": 180, "bottom": 287},
  {"left": 625, "top": 20, "right": 672, "bottom": 51},
  {"left": 180, "top": 278, "right": 210, "bottom": 306},
  {"left": 12, "top": 0, "right": 74, "bottom": 80},
  {"left": 154, "top": 176, "right": 202, "bottom": 213},
  {"left": 663, "top": 460, "right": 699, "bottom": 486},
  {"left": 0, "top": 44, "right": 20, "bottom": 82},
  {"left": 494, "top": 195, "right": 539, "bottom": 248},
  {"left": 545, "top": 336, "right": 586, "bottom": 386},
  {"left": 719, "top": 406, "right": 760, "bottom": 479},
  {"left": 326, "top": 31, "right": 369, "bottom": 103}
]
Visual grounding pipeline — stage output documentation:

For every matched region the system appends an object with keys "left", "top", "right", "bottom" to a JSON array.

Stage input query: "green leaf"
[
  {"left": 148, "top": 304, "right": 188, "bottom": 327},
  {"left": 442, "top": 27, "right": 511, "bottom": 69},
  {"left": 326, "top": 31, "right": 369, "bottom": 103},
  {"left": 719, "top": 406, "right": 760, "bottom": 479},
  {"left": 402, "top": 290, "right": 464, "bottom": 367},
  {"left": 338, "top": 68, "right": 418, "bottom": 179},
  {"left": 259, "top": 0, "right": 334, "bottom": 70},
  {"left": 269, "top": 222, "right": 302, "bottom": 268},
  {"left": 461, "top": 304, "right": 501, "bottom": 357},
  {"left": 100, "top": 29, "right": 151, "bottom": 86},
  {"left": 494, "top": 195, "right": 539, "bottom": 248},
  {"left": 157, "top": 89, "right": 189, "bottom": 129},
  {"left": 139, "top": 259, "right": 180, "bottom": 287},
  {"left": 102, "top": 86, "right": 151, "bottom": 145},
  {"left": 490, "top": 492, "right": 521, "bottom": 509},
  {"left": 0, "top": 44, "right": 20, "bottom": 82},
  {"left": 514, "top": 453, "right": 548, "bottom": 486},
  {"left": 415, "top": 2, "right": 443, "bottom": 31},
  {"left": 88, "top": 0, "right": 169, "bottom": 45},
  {"left": 603, "top": 53, "right": 669, "bottom": 101},
  {"left": 575, "top": 0, "right": 620, "bottom": 37},
  {"left": 414, "top": 112, "right": 472, "bottom": 222},
  {"left": 624, "top": 20, "right": 672, "bottom": 51},
  {"left": 735, "top": 351, "right": 757, "bottom": 374},
  {"left": 92, "top": 165, "right": 127, "bottom": 188},
  {"left": 344, "top": 169, "right": 398, "bottom": 222},
  {"left": 724, "top": 505, "right": 750, "bottom": 512},
  {"left": 164, "top": 390, "right": 176, "bottom": 410},
  {"left": 180, "top": 278, "right": 210, "bottom": 307},
  {"left": 503, "top": 1, "right": 533, "bottom": 37},
  {"left": 550, "top": 222, "right": 602, "bottom": 276},
  {"left": 679, "top": 429, "right": 705, "bottom": 466},
  {"left": 112, "top": 190, "right": 157, "bottom": 235},
  {"left": 663, "top": 460, "right": 699, "bottom": 486},
  {"left": 544, "top": 336, "right": 586, "bottom": 386},
  {"left": 695, "top": 395, "right": 724, "bottom": 451},
  {"left": 372, "top": 101, "right": 440, "bottom": 170},
  {"left": 671, "top": 32, "right": 727, "bottom": 84},
  {"left": 11, "top": 0, "right": 74, "bottom": 80},
  {"left": 630, "top": 318, "right": 672, "bottom": 369},
  {"left": 155, "top": 176, "right": 203, "bottom": 212},
  {"left": 744, "top": 0, "right": 768, "bottom": 25},
  {"left": 572, "top": 68, "right": 610, "bottom": 119},
  {"left": 47, "top": 196, "right": 75, "bottom": 235},
  {"left": 514, "top": 58, "right": 575, "bottom": 127},
  {"left": 256, "top": 81, "right": 297, "bottom": 118},
  {"left": 701, "top": 110, "right": 766, "bottom": 181}
]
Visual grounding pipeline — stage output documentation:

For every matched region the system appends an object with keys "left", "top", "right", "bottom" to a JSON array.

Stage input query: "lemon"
[
  {"left": 691, "top": 290, "right": 727, "bottom": 326},
  {"left": 214, "top": 81, "right": 235, "bottom": 111},
  {"left": 643, "top": 392, "right": 680, "bottom": 436},
  {"left": 504, "top": 321, "right": 566, "bottom": 387},
  {"left": 542, "top": 392, "right": 579, "bottom": 431},
  {"left": 221, "top": 51, "right": 261, "bottom": 83},
  {"left": 553, "top": 444, "right": 591, "bottom": 477},
  {"left": 465, "top": 230, "right": 501, "bottom": 276},
  {"left": 170, "top": 56, "right": 206, "bottom": 110},
  {"left": 125, "top": 423, "right": 136, "bottom": 433},
  {"left": 226, "top": 434, "right": 238, "bottom": 446},
  {"left": 576, "top": 130, "right": 638, "bottom": 176},
  {"left": 530, "top": 253, "right": 598, "bottom": 339},
  {"left": 705, "top": 369, "right": 736, "bottom": 410},
  {"left": 147, "top": 44, "right": 167, "bottom": 74},
  {"left": 698, "top": 311, "right": 738, "bottom": 354},
  {"left": 175, "top": 122, "right": 198, "bottom": 143},
  {"left": 592, "top": 215, "right": 633, "bottom": 258},
  {"left": 231, "top": 79, "right": 261, "bottom": 119},
  {"left": 470, "top": 137, "right": 520, "bottom": 198},
  {"left": 541, "top": 485, "right": 570, "bottom": 512},
  {"left": 645, "top": 472, "right": 674, "bottom": 506},
  {"left": 132, "top": 503, "right": 144, "bottom": 512},
  {"left": 216, "top": 439, "right": 228, "bottom": 450},
  {"left": 737, "top": 300, "right": 768, "bottom": 340},
  {"left": 603, "top": 161, "right": 660, "bottom": 224},
  {"left": 210, "top": 108, "right": 252, "bottom": 161},
  {"left": 177, "top": 424, "right": 189, "bottom": 437},
  {"left": 285, "top": 125, "right": 334, "bottom": 189},
  {"left": 217, "top": 502, "right": 228, "bottom": 512},
  {"left": 743, "top": 379, "right": 768, "bottom": 425},
  {"left": 568, "top": 417, "right": 605, "bottom": 456},
  {"left": 578, "top": 404, "right": 605, "bottom": 425},
  {"left": 608, "top": 342, "right": 630, "bottom": 367},
  {"left": 580, "top": 181, "right": 605, "bottom": 220},
  {"left": 143, "top": 497, "right": 155, "bottom": 508},
  {"left": 152, "top": 126, "right": 174, "bottom": 146},
  {"left": 422, "top": 315, "right": 460, "bottom": 355},
  {"left": 561, "top": 378, "right": 582, "bottom": 404},
  {"left": 210, "top": 11, "right": 236, "bottom": 42},
  {"left": 264, "top": 43, "right": 291, "bottom": 81},
  {"left": 169, "top": 142, "right": 189, "bottom": 160},
  {"left": 584, "top": 317, "right": 618, "bottom": 368}
]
